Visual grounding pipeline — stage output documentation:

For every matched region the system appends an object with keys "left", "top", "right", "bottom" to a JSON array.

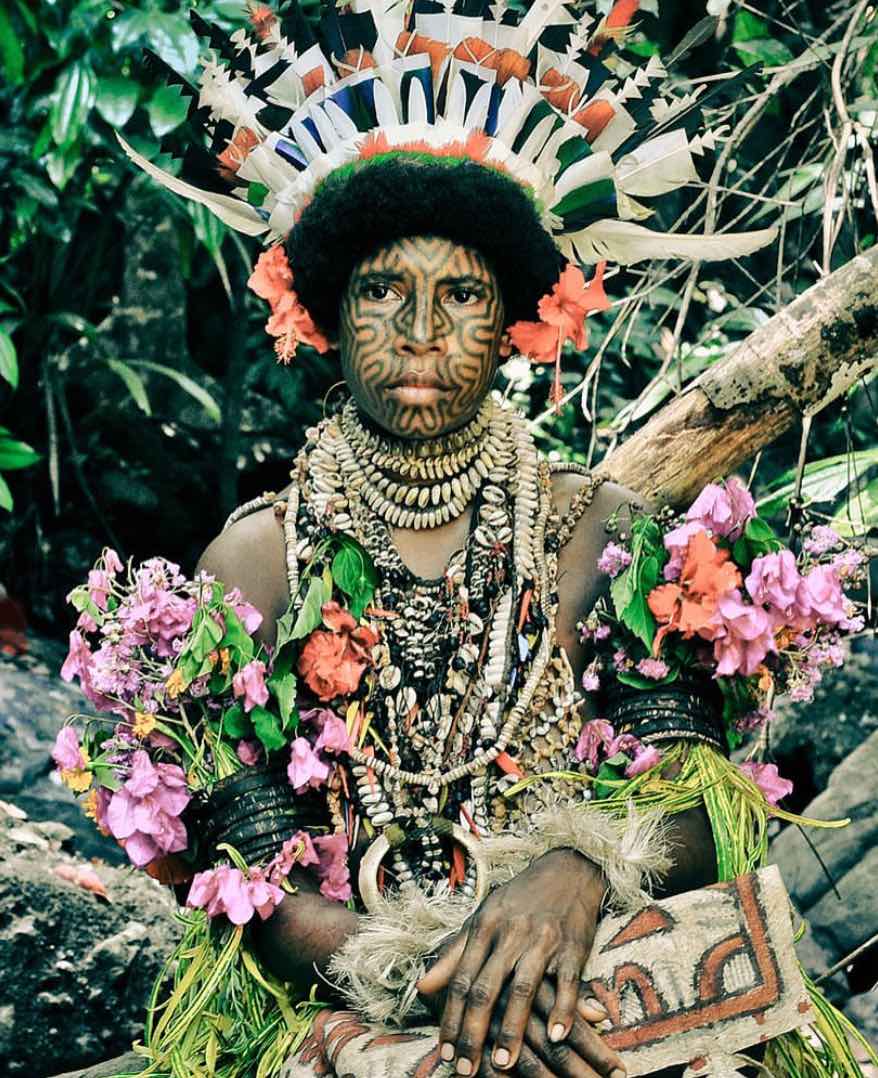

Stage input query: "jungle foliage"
[{"left": 0, "top": 0, "right": 875, "bottom": 632}]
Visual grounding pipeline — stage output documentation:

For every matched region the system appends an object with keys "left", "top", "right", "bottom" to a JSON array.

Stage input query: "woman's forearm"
[
  {"left": 655, "top": 805, "right": 717, "bottom": 897},
  {"left": 252, "top": 869, "right": 360, "bottom": 984}
]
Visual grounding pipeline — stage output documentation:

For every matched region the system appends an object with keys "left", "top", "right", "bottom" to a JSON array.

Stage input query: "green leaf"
[
  {"left": 594, "top": 760, "right": 626, "bottom": 800},
  {"left": 0, "top": 474, "right": 12, "bottom": 512},
  {"left": 831, "top": 476, "right": 878, "bottom": 537},
  {"left": 331, "top": 540, "right": 377, "bottom": 619},
  {"left": 0, "top": 330, "right": 18, "bottom": 390},
  {"left": 288, "top": 574, "right": 331, "bottom": 641},
  {"left": 219, "top": 609, "right": 256, "bottom": 662},
  {"left": 732, "top": 10, "right": 768, "bottom": 41},
  {"left": 615, "top": 665, "right": 679, "bottom": 690},
  {"left": 110, "top": 9, "right": 152, "bottom": 52},
  {"left": 733, "top": 37, "right": 794, "bottom": 67},
  {"left": 148, "top": 13, "right": 200, "bottom": 75},
  {"left": 147, "top": 84, "right": 189, "bottom": 138},
  {"left": 126, "top": 360, "right": 221, "bottom": 424},
  {"left": 252, "top": 706, "right": 286, "bottom": 752},
  {"left": 0, "top": 434, "right": 40, "bottom": 471},
  {"left": 221, "top": 703, "right": 251, "bottom": 739},
  {"left": 0, "top": 6, "right": 24, "bottom": 85},
  {"left": 106, "top": 359, "right": 150, "bottom": 415},
  {"left": 45, "top": 144, "right": 81, "bottom": 190},
  {"left": 757, "top": 450, "right": 878, "bottom": 517},
  {"left": 51, "top": 62, "right": 96, "bottom": 147},
  {"left": 270, "top": 670, "right": 298, "bottom": 729},
  {"left": 96, "top": 76, "right": 139, "bottom": 128}
]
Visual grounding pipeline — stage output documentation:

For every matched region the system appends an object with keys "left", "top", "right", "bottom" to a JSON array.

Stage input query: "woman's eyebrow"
[
  {"left": 354, "top": 269, "right": 405, "bottom": 283},
  {"left": 440, "top": 274, "right": 489, "bottom": 286}
]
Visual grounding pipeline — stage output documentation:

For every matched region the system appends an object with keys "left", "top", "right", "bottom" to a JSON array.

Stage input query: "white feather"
[
  {"left": 308, "top": 104, "right": 341, "bottom": 150},
  {"left": 291, "top": 117, "right": 324, "bottom": 162},
  {"left": 518, "top": 113, "right": 558, "bottom": 165},
  {"left": 445, "top": 72, "right": 467, "bottom": 127},
  {"left": 561, "top": 219, "right": 778, "bottom": 266},
  {"left": 495, "top": 79, "right": 523, "bottom": 132},
  {"left": 463, "top": 81, "right": 494, "bottom": 131},
  {"left": 615, "top": 128, "right": 698, "bottom": 197},
  {"left": 517, "top": 0, "right": 575, "bottom": 54},
  {"left": 115, "top": 135, "right": 267, "bottom": 236},
  {"left": 550, "top": 149, "right": 614, "bottom": 205},
  {"left": 588, "top": 93, "right": 637, "bottom": 155},
  {"left": 496, "top": 82, "right": 543, "bottom": 146},
  {"left": 406, "top": 77, "right": 429, "bottom": 124},
  {"left": 323, "top": 99, "right": 360, "bottom": 140},
  {"left": 373, "top": 78, "right": 399, "bottom": 126}
]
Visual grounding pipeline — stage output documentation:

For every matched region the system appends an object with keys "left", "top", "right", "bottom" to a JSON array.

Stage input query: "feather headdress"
[{"left": 119, "top": 0, "right": 776, "bottom": 267}]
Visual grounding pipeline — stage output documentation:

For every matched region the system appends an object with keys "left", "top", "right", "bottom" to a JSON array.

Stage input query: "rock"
[
  {"left": 0, "top": 801, "right": 180, "bottom": 1077},
  {"left": 772, "top": 731, "right": 878, "bottom": 910},
  {"left": 770, "top": 636, "right": 878, "bottom": 802}
]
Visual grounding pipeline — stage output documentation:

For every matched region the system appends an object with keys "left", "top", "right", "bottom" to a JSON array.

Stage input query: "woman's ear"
[{"left": 498, "top": 331, "right": 514, "bottom": 359}]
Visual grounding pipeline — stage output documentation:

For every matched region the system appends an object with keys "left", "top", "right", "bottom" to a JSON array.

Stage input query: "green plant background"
[{"left": 0, "top": 0, "right": 875, "bottom": 634}]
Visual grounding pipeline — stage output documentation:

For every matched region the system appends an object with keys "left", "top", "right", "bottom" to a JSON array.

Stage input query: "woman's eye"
[
  {"left": 362, "top": 283, "right": 395, "bottom": 301},
  {"left": 447, "top": 287, "right": 480, "bottom": 305}
]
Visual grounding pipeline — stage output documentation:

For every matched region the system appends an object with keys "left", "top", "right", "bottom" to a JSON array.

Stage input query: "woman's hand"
[{"left": 416, "top": 849, "right": 625, "bottom": 1077}]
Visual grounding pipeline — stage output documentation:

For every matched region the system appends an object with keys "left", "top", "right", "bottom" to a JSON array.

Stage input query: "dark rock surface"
[{"left": 0, "top": 800, "right": 179, "bottom": 1077}]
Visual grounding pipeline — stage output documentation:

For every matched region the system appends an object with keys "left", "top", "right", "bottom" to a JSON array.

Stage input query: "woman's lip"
[
  {"left": 387, "top": 385, "right": 451, "bottom": 403},
  {"left": 388, "top": 377, "right": 451, "bottom": 390}
]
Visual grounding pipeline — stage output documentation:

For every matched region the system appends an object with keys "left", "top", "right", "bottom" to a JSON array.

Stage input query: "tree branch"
[{"left": 597, "top": 248, "right": 878, "bottom": 506}]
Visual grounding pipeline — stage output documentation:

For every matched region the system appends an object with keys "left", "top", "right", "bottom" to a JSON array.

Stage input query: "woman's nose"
[{"left": 395, "top": 295, "right": 449, "bottom": 353}]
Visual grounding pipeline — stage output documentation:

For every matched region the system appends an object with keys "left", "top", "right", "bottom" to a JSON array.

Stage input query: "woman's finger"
[
  {"left": 576, "top": 997, "right": 609, "bottom": 1025},
  {"left": 545, "top": 947, "right": 588, "bottom": 1043},
  {"left": 433, "top": 915, "right": 502, "bottom": 1069},
  {"left": 417, "top": 930, "right": 469, "bottom": 996},
  {"left": 490, "top": 945, "right": 553, "bottom": 1070},
  {"left": 530, "top": 982, "right": 623, "bottom": 1077},
  {"left": 452, "top": 941, "right": 522, "bottom": 1076}
]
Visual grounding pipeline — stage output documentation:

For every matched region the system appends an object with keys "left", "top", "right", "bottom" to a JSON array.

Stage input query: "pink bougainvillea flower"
[
  {"left": 313, "top": 832, "right": 352, "bottom": 903},
  {"left": 314, "top": 713, "right": 353, "bottom": 756},
  {"left": 635, "top": 658, "right": 669, "bottom": 680},
  {"left": 187, "top": 864, "right": 284, "bottom": 925},
  {"left": 625, "top": 744, "right": 662, "bottom": 778},
  {"left": 738, "top": 761, "right": 793, "bottom": 805},
  {"left": 103, "top": 548, "right": 123, "bottom": 574},
  {"left": 236, "top": 739, "right": 262, "bottom": 766},
  {"left": 87, "top": 569, "right": 113, "bottom": 611},
  {"left": 287, "top": 736, "right": 330, "bottom": 793},
  {"left": 746, "top": 551, "right": 802, "bottom": 623},
  {"left": 232, "top": 659, "right": 269, "bottom": 713},
  {"left": 705, "top": 589, "right": 776, "bottom": 677},
  {"left": 596, "top": 541, "right": 632, "bottom": 578},
  {"left": 52, "top": 726, "right": 87, "bottom": 771},
  {"left": 105, "top": 750, "right": 190, "bottom": 868},
  {"left": 267, "top": 829, "right": 320, "bottom": 883},
  {"left": 796, "top": 564, "right": 848, "bottom": 627},
  {"left": 686, "top": 477, "right": 755, "bottom": 541},
  {"left": 574, "top": 718, "right": 615, "bottom": 772},
  {"left": 803, "top": 525, "right": 841, "bottom": 556}
]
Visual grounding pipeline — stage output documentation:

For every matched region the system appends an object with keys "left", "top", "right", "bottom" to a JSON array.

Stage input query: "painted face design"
[{"left": 339, "top": 236, "right": 508, "bottom": 439}]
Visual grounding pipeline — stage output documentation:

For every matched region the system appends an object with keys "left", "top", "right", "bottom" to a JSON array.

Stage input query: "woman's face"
[{"left": 338, "top": 235, "right": 510, "bottom": 440}]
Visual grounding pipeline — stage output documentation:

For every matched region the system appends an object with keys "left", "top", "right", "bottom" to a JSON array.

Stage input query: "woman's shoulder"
[
  {"left": 197, "top": 494, "right": 291, "bottom": 643},
  {"left": 550, "top": 468, "right": 646, "bottom": 549}
]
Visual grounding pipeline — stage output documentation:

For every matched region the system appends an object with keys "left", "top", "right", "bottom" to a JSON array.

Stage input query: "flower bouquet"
[
  {"left": 572, "top": 478, "right": 867, "bottom": 818},
  {"left": 53, "top": 537, "right": 382, "bottom": 1075}
]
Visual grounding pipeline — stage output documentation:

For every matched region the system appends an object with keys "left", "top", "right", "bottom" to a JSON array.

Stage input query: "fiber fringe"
[{"left": 328, "top": 801, "right": 669, "bottom": 1026}]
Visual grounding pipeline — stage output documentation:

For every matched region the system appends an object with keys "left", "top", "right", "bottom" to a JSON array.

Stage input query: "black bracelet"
[{"left": 606, "top": 681, "right": 728, "bottom": 755}]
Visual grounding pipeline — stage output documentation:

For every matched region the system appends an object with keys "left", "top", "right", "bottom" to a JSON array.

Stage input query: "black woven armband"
[{"left": 606, "top": 680, "right": 728, "bottom": 755}]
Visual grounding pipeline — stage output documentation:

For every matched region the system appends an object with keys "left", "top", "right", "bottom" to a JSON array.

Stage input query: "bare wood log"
[{"left": 597, "top": 248, "right": 878, "bottom": 506}]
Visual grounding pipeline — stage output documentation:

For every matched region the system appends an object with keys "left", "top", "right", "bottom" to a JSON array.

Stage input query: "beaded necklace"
[{"left": 287, "top": 398, "right": 561, "bottom": 891}]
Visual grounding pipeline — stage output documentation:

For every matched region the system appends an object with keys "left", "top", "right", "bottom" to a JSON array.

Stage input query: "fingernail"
[
  {"left": 599, "top": 1019, "right": 613, "bottom": 1032},
  {"left": 440, "top": 1043, "right": 454, "bottom": 1062},
  {"left": 610, "top": 1069, "right": 627, "bottom": 1078},
  {"left": 456, "top": 1059, "right": 472, "bottom": 1076},
  {"left": 493, "top": 1048, "right": 510, "bottom": 1067},
  {"left": 550, "top": 1022, "right": 566, "bottom": 1042},
  {"left": 581, "top": 997, "right": 608, "bottom": 1019}
]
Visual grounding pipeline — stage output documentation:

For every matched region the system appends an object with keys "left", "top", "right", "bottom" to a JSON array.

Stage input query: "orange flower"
[
  {"left": 538, "top": 262, "right": 610, "bottom": 349},
  {"left": 298, "top": 602, "right": 380, "bottom": 702},
  {"left": 248, "top": 245, "right": 294, "bottom": 308},
  {"left": 248, "top": 246, "right": 330, "bottom": 362},
  {"left": 507, "top": 319, "right": 560, "bottom": 366},
  {"left": 648, "top": 530, "right": 742, "bottom": 653}
]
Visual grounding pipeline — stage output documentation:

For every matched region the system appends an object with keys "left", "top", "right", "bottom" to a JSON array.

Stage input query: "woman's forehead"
[{"left": 351, "top": 236, "right": 496, "bottom": 282}]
